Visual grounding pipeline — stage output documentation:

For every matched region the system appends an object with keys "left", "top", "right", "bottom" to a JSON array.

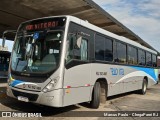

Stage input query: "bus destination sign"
[
  {"left": 19, "top": 17, "right": 66, "bottom": 32},
  {"left": 25, "top": 21, "right": 59, "bottom": 31}
]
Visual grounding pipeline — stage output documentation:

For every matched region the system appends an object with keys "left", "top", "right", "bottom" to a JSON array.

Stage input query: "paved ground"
[{"left": 0, "top": 79, "right": 160, "bottom": 120}]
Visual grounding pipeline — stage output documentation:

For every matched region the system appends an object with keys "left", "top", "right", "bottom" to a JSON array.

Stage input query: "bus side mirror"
[
  {"left": 76, "top": 36, "right": 82, "bottom": 49},
  {"left": 2, "top": 30, "right": 17, "bottom": 47}
]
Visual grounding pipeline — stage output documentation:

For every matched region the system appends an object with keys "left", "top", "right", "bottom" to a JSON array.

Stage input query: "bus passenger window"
[
  {"left": 95, "top": 35, "right": 105, "bottom": 61},
  {"left": 138, "top": 49, "right": 146, "bottom": 66},
  {"left": 152, "top": 54, "right": 157, "bottom": 67},
  {"left": 146, "top": 52, "right": 152, "bottom": 67},
  {"left": 105, "top": 39, "right": 113, "bottom": 61},
  {"left": 128, "top": 45, "right": 138, "bottom": 65},
  {"left": 114, "top": 42, "right": 127, "bottom": 64}
]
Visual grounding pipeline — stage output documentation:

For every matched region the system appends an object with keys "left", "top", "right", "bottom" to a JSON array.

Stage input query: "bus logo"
[{"left": 110, "top": 68, "right": 124, "bottom": 76}]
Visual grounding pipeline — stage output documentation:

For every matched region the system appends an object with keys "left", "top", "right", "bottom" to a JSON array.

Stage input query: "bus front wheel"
[{"left": 90, "top": 82, "right": 101, "bottom": 109}]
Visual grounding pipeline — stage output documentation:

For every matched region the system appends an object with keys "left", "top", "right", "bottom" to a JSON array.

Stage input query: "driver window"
[{"left": 67, "top": 33, "right": 88, "bottom": 62}]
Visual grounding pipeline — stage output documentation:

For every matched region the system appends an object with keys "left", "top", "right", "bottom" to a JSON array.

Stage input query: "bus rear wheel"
[
  {"left": 139, "top": 79, "right": 147, "bottom": 95},
  {"left": 90, "top": 82, "right": 101, "bottom": 109}
]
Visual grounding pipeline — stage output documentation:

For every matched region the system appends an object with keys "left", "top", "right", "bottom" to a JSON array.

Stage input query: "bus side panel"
[
  {"left": 62, "top": 21, "right": 158, "bottom": 106},
  {"left": 90, "top": 64, "right": 157, "bottom": 97},
  {"left": 90, "top": 63, "right": 125, "bottom": 96},
  {"left": 63, "top": 64, "right": 92, "bottom": 107},
  {"left": 123, "top": 77, "right": 142, "bottom": 93},
  {"left": 63, "top": 22, "right": 94, "bottom": 106}
]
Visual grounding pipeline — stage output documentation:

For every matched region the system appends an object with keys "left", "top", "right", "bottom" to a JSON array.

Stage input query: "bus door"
[{"left": 63, "top": 22, "right": 94, "bottom": 106}]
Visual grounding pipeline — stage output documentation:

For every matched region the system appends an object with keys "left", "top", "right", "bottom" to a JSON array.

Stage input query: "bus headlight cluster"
[{"left": 42, "top": 77, "right": 59, "bottom": 92}]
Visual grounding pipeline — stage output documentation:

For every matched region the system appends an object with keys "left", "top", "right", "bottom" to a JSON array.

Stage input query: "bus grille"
[{"left": 12, "top": 89, "right": 39, "bottom": 101}]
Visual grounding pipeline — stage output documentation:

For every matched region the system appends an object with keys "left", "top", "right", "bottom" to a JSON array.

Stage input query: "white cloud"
[
  {"left": 138, "top": 0, "right": 160, "bottom": 18},
  {"left": 93, "top": 0, "right": 160, "bottom": 52}
]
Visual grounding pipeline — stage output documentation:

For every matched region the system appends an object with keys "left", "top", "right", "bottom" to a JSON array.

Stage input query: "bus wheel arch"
[{"left": 90, "top": 78, "right": 108, "bottom": 108}]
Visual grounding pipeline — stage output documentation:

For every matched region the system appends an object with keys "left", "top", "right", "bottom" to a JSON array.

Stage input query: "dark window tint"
[
  {"left": 115, "top": 42, "right": 127, "bottom": 63},
  {"left": 146, "top": 52, "right": 152, "bottom": 66},
  {"left": 152, "top": 54, "right": 157, "bottom": 67},
  {"left": 128, "top": 46, "right": 138, "bottom": 65},
  {"left": 95, "top": 35, "right": 105, "bottom": 60},
  {"left": 95, "top": 35, "right": 113, "bottom": 61},
  {"left": 138, "top": 49, "right": 146, "bottom": 66},
  {"left": 105, "top": 39, "right": 113, "bottom": 61}
]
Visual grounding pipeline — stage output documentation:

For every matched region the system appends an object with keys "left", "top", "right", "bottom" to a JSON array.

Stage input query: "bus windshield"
[{"left": 11, "top": 31, "right": 63, "bottom": 74}]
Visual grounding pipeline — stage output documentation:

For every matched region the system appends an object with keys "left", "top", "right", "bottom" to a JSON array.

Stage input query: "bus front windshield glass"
[{"left": 11, "top": 31, "right": 63, "bottom": 74}]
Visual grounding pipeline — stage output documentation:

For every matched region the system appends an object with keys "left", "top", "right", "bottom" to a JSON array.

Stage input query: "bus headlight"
[{"left": 42, "top": 77, "right": 59, "bottom": 92}]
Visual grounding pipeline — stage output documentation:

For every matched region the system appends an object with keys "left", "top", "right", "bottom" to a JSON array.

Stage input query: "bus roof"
[
  {"left": 18, "top": 15, "right": 157, "bottom": 55},
  {"left": 68, "top": 16, "right": 157, "bottom": 55}
]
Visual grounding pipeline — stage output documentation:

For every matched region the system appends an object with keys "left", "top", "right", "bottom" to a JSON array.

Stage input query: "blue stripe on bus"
[
  {"left": 10, "top": 80, "right": 24, "bottom": 87},
  {"left": 131, "top": 66, "right": 158, "bottom": 81}
]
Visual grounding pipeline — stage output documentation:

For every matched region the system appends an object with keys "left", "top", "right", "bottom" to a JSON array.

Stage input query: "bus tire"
[
  {"left": 90, "top": 82, "right": 101, "bottom": 109},
  {"left": 157, "top": 75, "right": 159, "bottom": 84},
  {"left": 156, "top": 80, "right": 159, "bottom": 84},
  {"left": 139, "top": 79, "right": 147, "bottom": 95}
]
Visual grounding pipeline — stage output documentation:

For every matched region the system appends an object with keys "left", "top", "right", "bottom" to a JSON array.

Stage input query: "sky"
[
  {"left": 0, "top": 0, "right": 160, "bottom": 52},
  {"left": 93, "top": 0, "right": 160, "bottom": 52}
]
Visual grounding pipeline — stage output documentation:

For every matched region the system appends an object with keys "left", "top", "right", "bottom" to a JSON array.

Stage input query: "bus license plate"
[{"left": 17, "top": 96, "right": 29, "bottom": 102}]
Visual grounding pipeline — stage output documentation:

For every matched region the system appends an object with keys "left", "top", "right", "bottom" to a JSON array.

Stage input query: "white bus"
[{"left": 7, "top": 16, "right": 158, "bottom": 108}]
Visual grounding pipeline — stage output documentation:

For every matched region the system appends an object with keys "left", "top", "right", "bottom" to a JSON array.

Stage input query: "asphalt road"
[{"left": 0, "top": 79, "right": 160, "bottom": 120}]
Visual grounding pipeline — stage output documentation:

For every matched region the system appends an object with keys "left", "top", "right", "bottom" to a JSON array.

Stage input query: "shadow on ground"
[
  {"left": 0, "top": 86, "right": 82, "bottom": 117},
  {"left": 0, "top": 84, "right": 159, "bottom": 117}
]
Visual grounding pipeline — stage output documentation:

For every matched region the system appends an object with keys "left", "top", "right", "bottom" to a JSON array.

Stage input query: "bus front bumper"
[{"left": 6, "top": 85, "right": 64, "bottom": 107}]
